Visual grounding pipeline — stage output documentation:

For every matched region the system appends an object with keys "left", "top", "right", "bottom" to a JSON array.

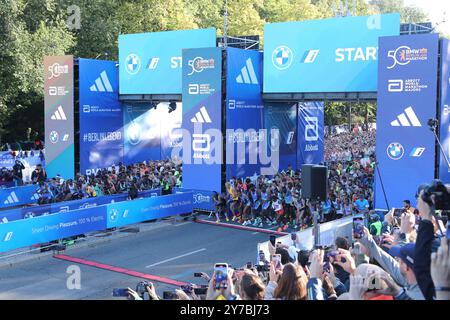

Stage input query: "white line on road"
[
  {"left": 145, "top": 248, "right": 207, "bottom": 268},
  {"left": 172, "top": 222, "right": 191, "bottom": 227},
  {"left": 252, "top": 232, "right": 259, "bottom": 235}
]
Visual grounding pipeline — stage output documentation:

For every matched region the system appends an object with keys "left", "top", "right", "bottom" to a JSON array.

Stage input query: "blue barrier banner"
[
  {"left": 0, "top": 185, "right": 39, "bottom": 209},
  {"left": 106, "top": 192, "right": 193, "bottom": 228},
  {"left": 376, "top": 34, "right": 439, "bottom": 209},
  {"left": 0, "top": 151, "right": 44, "bottom": 170},
  {"left": 264, "top": 103, "right": 297, "bottom": 171},
  {"left": 44, "top": 56, "right": 75, "bottom": 179},
  {"left": 226, "top": 47, "right": 265, "bottom": 180},
  {"left": 119, "top": 28, "right": 216, "bottom": 94},
  {"left": 173, "top": 188, "right": 214, "bottom": 211},
  {"left": 297, "top": 102, "right": 325, "bottom": 166},
  {"left": 0, "top": 188, "right": 161, "bottom": 223},
  {"left": 79, "top": 59, "right": 124, "bottom": 175},
  {"left": 264, "top": 14, "right": 400, "bottom": 93},
  {"left": 439, "top": 39, "right": 450, "bottom": 183},
  {"left": 0, "top": 206, "right": 107, "bottom": 253},
  {"left": 182, "top": 47, "right": 223, "bottom": 192}
]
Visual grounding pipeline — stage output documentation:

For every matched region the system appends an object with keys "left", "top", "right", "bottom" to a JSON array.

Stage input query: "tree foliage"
[{"left": 0, "top": 0, "right": 430, "bottom": 142}]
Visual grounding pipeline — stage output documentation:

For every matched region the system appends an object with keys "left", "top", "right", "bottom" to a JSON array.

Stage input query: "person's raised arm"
[{"left": 431, "top": 237, "right": 450, "bottom": 301}]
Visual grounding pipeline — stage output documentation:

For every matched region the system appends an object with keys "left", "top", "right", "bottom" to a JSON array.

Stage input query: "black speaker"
[{"left": 301, "top": 165, "right": 328, "bottom": 201}]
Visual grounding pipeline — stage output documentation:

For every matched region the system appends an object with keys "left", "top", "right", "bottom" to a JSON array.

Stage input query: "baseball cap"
[{"left": 389, "top": 243, "right": 415, "bottom": 269}]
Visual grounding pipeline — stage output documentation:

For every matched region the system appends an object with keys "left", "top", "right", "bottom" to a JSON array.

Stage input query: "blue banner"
[
  {"left": 297, "top": 102, "right": 325, "bottom": 166},
  {"left": 0, "top": 206, "right": 107, "bottom": 253},
  {"left": 264, "top": 14, "right": 400, "bottom": 93},
  {"left": 119, "top": 28, "right": 216, "bottom": 94},
  {"left": 226, "top": 47, "right": 264, "bottom": 180},
  {"left": 439, "top": 39, "right": 450, "bottom": 183},
  {"left": 264, "top": 103, "right": 297, "bottom": 171},
  {"left": 173, "top": 188, "right": 214, "bottom": 211},
  {"left": 0, "top": 185, "right": 39, "bottom": 210},
  {"left": 0, "top": 189, "right": 161, "bottom": 223},
  {"left": 376, "top": 34, "right": 439, "bottom": 209},
  {"left": 182, "top": 48, "right": 223, "bottom": 192},
  {"left": 106, "top": 192, "right": 193, "bottom": 228},
  {"left": 0, "top": 151, "right": 44, "bottom": 170},
  {"left": 79, "top": 59, "right": 124, "bottom": 175}
]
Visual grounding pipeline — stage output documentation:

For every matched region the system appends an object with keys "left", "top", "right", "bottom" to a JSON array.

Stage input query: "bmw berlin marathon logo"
[
  {"left": 125, "top": 53, "right": 141, "bottom": 75},
  {"left": 387, "top": 142, "right": 405, "bottom": 160},
  {"left": 272, "top": 46, "right": 294, "bottom": 70}
]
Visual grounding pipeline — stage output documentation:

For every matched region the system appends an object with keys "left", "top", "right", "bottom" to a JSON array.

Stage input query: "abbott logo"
[
  {"left": 3, "top": 231, "right": 13, "bottom": 242},
  {"left": 305, "top": 117, "right": 319, "bottom": 142},
  {"left": 51, "top": 106, "right": 67, "bottom": 120},
  {"left": 90, "top": 71, "right": 113, "bottom": 92},
  {"left": 191, "top": 107, "right": 212, "bottom": 123},
  {"left": 388, "top": 80, "right": 403, "bottom": 92},
  {"left": 236, "top": 58, "right": 259, "bottom": 85},
  {"left": 391, "top": 107, "right": 422, "bottom": 127},
  {"left": 192, "top": 134, "right": 211, "bottom": 152},
  {"left": 301, "top": 50, "right": 320, "bottom": 64}
]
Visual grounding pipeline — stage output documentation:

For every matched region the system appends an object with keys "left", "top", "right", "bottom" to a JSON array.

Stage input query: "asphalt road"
[{"left": 0, "top": 220, "right": 269, "bottom": 300}]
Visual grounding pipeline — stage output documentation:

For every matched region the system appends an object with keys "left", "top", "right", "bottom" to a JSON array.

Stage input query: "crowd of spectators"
[
  {"left": 126, "top": 179, "right": 450, "bottom": 301},
  {"left": 33, "top": 160, "right": 182, "bottom": 205},
  {"left": 213, "top": 128, "right": 376, "bottom": 233}
]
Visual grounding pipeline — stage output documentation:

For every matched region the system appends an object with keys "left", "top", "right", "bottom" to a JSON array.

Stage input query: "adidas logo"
[
  {"left": 4, "top": 192, "right": 19, "bottom": 205},
  {"left": 191, "top": 106, "right": 212, "bottom": 123},
  {"left": 31, "top": 193, "right": 40, "bottom": 200},
  {"left": 51, "top": 106, "right": 67, "bottom": 121},
  {"left": 90, "top": 71, "right": 113, "bottom": 92},
  {"left": 236, "top": 58, "right": 259, "bottom": 85},
  {"left": 390, "top": 107, "right": 422, "bottom": 127}
]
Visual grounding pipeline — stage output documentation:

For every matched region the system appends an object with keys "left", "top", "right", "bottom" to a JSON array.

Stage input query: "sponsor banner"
[
  {"left": 264, "top": 103, "right": 297, "bottom": 171},
  {"left": 297, "top": 102, "right": 325, "bottom": 166},
  {"left": 182, "top": 47, "right": 223, "bottom": 192},
  {"left": 79, "top": 59, "right": 124, "bottom": 175},
  {"left": 0, "top": 206, "right": 107, "bottom": 253},
  {"left": 44, "top": 56, "right": 75, "bottom": 179},
  {"left": 439, "top": 39, "right": 450, "bottom": 183},
  {"left": 106, "top": 192, "right": 193, "bottom": 228},
  {"left": 0, "top": 185, "right": 39, "bottom": 209},
  {"left": 0, "top": 189, "right": 161, "bottom": 223},
  {"left": 376, "top": 34, "right": 439, "bottom": 209},
  {"left": 226, "top": 47, "right": 265, "bottom": 179},
  {"left": 264, "top": 14, "right": 400, "bottom": 93},
  {"left": 173, "top": 188, "right": 214, "bottom": 211},
  {"left": 119, "top": 28, "right": 216, "bottom": 94}
]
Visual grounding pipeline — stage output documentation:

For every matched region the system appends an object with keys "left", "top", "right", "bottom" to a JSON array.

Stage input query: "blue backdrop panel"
[
  {"left": 264, "top": 103, "right": 297, "bottom": 171},
  {"left": 119, "top": 28, "right": 216, "bottom": 94},
  {"left": 0, "top": 185, "right": 39, "bottom": 209},
  {"left": 123, "top": 103, "right": 161, "bottom": 164},
  {"left": 264, "top": 14, "right": 400, "bottom": 93},
  {"left": 182, "top": 48, "right": 223, "bottom": 192},
  {"left": 159, "top": 102, "right": 183, "bottom": 160},
  {"left": 173, "top": 188, "right": 214, "bottom": 211},
  {"left": 376, "top": 34, "right": 439, "bottom": 209},
  {"left": 297, "top": 102, "right": 325, "bottom": 166},
  {"left": 106, "top": 192, "right": 193, "bottom": 228},
  {"left": 79, "top": 59, "right": 124, "bottom": 175},
  {"left": 0, "top": 206, "right": 107, "bottom": 253},
  {"left": 226, "top": 47, "right": 264, "bottom": 180},
  {"left": 439, "top": 39, "right": 450, "bottom": 183}
]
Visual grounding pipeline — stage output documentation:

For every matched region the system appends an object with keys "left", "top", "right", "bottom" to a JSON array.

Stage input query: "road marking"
[
  {"left": 53, "top": 254, "right": 189, "bottom": 286},
  {"left": 172, "top": 222, "right": 191, "bottom": 227},
  {"left": 252, "top": 232, "right": 259, "bottom": 235},
  {"left": 145, "top": 248, "right": 207, "bottom": 268}
]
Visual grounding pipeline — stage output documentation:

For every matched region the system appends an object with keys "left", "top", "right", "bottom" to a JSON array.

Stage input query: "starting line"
[
  {"left": 53, "top": 254, "right": 189, "bottom": 287},
  {"left": 194, "top": 218, "right": 289, "bottom": 236}
]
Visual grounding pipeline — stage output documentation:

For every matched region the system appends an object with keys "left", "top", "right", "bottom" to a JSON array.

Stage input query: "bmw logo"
[
  {"left": 125, "top": 53, "right": 141, "bottom": 75},
  {"left": 272, "top": 46, "right": 294, "bottom": 70},
  {"left": 49, "top": 131, "right": 59, "bottom": 144},
  {"left": 127, "top": 121, "right": 141, "bottom": 146},
  {"left": 109, "top": 209, "right": 118, "bottom": 221},
  {"left": 387, "top": 142, "right": 405, "bottom": 160}
]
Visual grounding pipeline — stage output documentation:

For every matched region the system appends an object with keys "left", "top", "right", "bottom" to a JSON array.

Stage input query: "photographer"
[{"left": 12, "top": 160, "right": 25, "bottom": 186}]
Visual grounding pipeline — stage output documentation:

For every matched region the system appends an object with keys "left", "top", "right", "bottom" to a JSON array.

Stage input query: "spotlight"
[{"left": 168, "top": 101, "right": 177, "bottom": 113}]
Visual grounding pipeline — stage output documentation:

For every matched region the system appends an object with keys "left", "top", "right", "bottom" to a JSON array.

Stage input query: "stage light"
[{"left": 168, "top": 101, "right": 177, "bottom": 113}]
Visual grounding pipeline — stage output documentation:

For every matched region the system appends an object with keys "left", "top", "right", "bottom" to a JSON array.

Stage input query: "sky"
[{"left": 403, "top": 0, "right": 450, "bottom": 33}]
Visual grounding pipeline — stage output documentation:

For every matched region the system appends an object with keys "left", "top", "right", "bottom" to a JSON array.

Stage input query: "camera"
[
  {"left": 135, "top": 281, "right": 150, "bottom": 297},
  {"left": 256, "top": 264, "right": 270, "bottom": 272},
  {"left": 417, "top": 180, "right": 450, "bottom": 211}
]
